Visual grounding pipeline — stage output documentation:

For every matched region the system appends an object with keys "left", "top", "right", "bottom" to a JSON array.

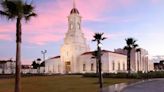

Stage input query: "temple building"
[
  {"left": 44, "top": 1, "right": 153, "bottom": 74},
  {"left": 44, "top": 1, "right": 127, "bottom": 74}
]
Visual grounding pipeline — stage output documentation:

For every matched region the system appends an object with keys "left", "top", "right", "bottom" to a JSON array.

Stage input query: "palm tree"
[
  {"left": 136, "top": 48, "right": 141, "bottom": 72},
  {"left": 0, "top": 0, "right": 37, "bottom": 92},
  {"left": 124, "top": 38, "right": 138, "bottom": 76},
  {"left": 92, "top": 33, "right": 106, "bottom": 89}
]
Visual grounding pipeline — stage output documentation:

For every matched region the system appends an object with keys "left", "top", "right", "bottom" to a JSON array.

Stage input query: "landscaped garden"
[{"left": 0, "top": 75, "right": 138, "bottom": 92}]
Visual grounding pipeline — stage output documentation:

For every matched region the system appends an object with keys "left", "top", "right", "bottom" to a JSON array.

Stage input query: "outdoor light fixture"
[{"left": 98, "top": 43, "right": 103, "bottom": 48}]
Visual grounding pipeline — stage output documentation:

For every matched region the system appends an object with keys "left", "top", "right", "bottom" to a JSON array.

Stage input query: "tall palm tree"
[
  {"left": 136, "top": 48, "right": 141, "bottom": 72},
  {"left": 92, "top": 33, "right": 106, "bottom": 89},
  {"left": 0, "top": 0, "right": 37, "bottom": 92},
  {"left": 124, "top": 38, "right": 138, "bottom": 76}
]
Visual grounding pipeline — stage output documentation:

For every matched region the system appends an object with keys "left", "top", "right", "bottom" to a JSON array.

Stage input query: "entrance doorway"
[{"left": 65, "top": 62, "right": 71, "bottom": 73}]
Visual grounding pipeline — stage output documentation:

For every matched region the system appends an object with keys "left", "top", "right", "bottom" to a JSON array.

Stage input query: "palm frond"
[
  {"left": 23, "top": 3, "right": 34, "bottom": 15},
  {"left": 133, "top": 44, "right": 138, "bottom": 48},
  {"left": 0, "top": 10, "right": 9, "bottom": 16},
  {"left": 123, "top": 46, "right": 128, "bottom": 50},
  {"left": 1, "top": 0, "right": 19, "bottom": 18},
  {"left": 1, "top": 0, "right": 37, "bottom": 21},
  {"left": 92, "top": 39, "right": 96, "bottom": 42},
  {"left": 4, "top": 0, "right": 18, "bottom": 15},
  {"left": 102, "top": 37, "right": 107, "bottom": 40},
  {"left": 0, "top": 10, "right": 15, "bottom": 20},
  {"left": 24, "top": 12, "right": 37, "bottom": 21}
]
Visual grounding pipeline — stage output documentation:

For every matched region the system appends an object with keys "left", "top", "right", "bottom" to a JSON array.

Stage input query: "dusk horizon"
[{"left": 0, "top": 0, "right": 164, "bottom": 64}]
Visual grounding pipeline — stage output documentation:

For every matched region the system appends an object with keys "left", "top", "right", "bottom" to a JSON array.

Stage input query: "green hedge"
[{"left": 83, "top": 71, "right": 164, "bottom": 79}]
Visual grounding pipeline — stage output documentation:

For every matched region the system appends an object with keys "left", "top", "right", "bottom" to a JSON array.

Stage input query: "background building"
[{"left": 0, "top": 60, "right": 15, "bottom": 74}]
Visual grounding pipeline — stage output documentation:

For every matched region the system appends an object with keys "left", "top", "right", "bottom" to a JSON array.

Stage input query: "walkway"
[
  {"left": 102, "top": 79, "right": 164, "bottom": 92},
  {"left": 122, "top": 79, "right": 164, "bottom": 92}
]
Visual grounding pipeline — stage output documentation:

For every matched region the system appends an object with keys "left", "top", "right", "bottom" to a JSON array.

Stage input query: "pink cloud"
[
  {"left": 27, "top": 33, "right": 64, "bottom": 45},
  {"left": 83, "top": 27, "right": 127, "bottom": 41},
  {"left": 0, "top": 24, "right": 15, "bottom": 33},
  {"left": 0, "top": 0, "right": 136, "bottom": 45},
  {"left": 0, "top": 34, "right": 13, "bottom": 41}
]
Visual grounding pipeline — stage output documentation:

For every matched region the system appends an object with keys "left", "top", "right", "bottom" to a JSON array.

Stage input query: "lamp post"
[
  {"left": 41, "top": 50, "right": 47, "bottom": 61},
  {"left": 41, "top": 50, "right": 47, "bottom": 73}
]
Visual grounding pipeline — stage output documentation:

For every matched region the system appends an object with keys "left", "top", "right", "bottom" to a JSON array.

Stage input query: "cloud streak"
[{"left": 0, "top": 0, "right": 139, "bottom": 45}]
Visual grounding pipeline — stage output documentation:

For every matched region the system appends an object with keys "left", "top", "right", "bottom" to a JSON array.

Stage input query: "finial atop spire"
[
  {"left": 73, "top": 0, "right": 76, "bottom": 8},
  {"left": 70, "top": 0, "right": 79, "bottom": 14}
]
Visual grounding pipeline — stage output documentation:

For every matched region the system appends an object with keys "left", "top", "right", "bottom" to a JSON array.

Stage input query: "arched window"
[
  {"left": 83, "top": 64, "right": 86, "bottom": 71},
  {"left": 91, "top": 63, "right": 94, "bottom": 71}
]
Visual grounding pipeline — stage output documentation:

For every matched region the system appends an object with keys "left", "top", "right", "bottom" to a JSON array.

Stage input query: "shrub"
[{"left": 82, "top": 71, "right": 164, "bottom": 79}]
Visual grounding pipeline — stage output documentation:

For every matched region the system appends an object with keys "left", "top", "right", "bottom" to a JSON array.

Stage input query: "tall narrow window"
[
  {"left": 91, "top": 63, "right": 94, "bottom": 71},
  {"left": 112, "top": 61, "right": 115, "bottom": 70},
  {"left": 123, "top": 63, "right": 125, "bottom": 71},
  {"left": 58, "top": 64, "right": 60, "bottom": 73},
  {"left": 83, "top": 64, "right": 86, "bottom": 71},
  {"left": 118, "top": 62, "right": 120, "bottom": 71}
]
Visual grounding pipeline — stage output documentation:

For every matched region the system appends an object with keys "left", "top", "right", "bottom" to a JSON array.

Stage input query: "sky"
[{"left": 0, "top": 0, "right": 164, "bottom": 64}]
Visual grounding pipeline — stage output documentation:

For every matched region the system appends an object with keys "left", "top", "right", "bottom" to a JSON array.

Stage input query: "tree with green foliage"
[
  {"left": 31, "top": 61, "right": 38, "bottom": 69},
  {"left": 0, "top": 0, "right": 37, "bottom": 92},
  {"left": 124, "top": 38, "right": 138, "bottom": 75},
  {"left": 40, "top": 61, "right": 45, "bottom": 67},
  {"left": 92, "top": 33, "right": 106, "bottom": 89}
]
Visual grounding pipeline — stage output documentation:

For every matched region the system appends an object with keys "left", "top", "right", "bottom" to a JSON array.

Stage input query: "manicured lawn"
[{"left": 0, "top": 75, "right": 138, "bottom": 92}]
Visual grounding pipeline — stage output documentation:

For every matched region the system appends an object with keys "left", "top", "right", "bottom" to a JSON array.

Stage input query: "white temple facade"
[{"left": 44, "top": 1, "right": 153, "bottom": 74}]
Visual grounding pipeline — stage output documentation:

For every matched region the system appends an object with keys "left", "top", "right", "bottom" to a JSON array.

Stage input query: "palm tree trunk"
[
  {"left": 98, "top": 44, "right": 103, "bottom": 88},
  {"left": 137, "top": 52, "right": 139, "bottom": 72},
  {"left": 15, "top": 17, "right": 21, "bottom": 92},
  {"left": 96, "top": 59, "right": 99, "bottom": 74},
  {"left": 127, "top": 50, "right": 131, "bottom": 76}
]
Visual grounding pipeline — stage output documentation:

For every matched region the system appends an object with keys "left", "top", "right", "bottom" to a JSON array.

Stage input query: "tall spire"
[{"left": 73, "top": 0, "right": 76, "bottom": 8}]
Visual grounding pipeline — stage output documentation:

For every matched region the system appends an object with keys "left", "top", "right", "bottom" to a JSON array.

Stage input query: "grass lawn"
[{"left": 0, "top": 75, "right": 138, "bottom": 92}]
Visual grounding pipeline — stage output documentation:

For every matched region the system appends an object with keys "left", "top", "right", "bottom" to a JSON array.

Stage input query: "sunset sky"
[{"left": 0, "top": 0, "right": 164, "bottom": 64}]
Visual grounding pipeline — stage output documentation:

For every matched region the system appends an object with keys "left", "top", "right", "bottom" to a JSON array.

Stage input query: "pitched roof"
[
  {"left": 47, "top": 56, "right": 60, "bottom": 60},
  {"left": 81, "top": 50, "right": 126, "bottom": 56},
  {"left": 0, "top": 60, "right": 15, "bottom": 64}
]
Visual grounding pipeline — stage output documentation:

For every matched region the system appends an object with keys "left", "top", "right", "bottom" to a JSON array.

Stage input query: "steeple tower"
[{"left": 60, "top": 0, "right": 89, "bottom": 73}]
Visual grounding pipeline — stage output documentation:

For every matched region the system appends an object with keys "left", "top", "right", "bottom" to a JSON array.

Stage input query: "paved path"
[{"left": 122, "top": 79, "right": 164, "bottom": 92}]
